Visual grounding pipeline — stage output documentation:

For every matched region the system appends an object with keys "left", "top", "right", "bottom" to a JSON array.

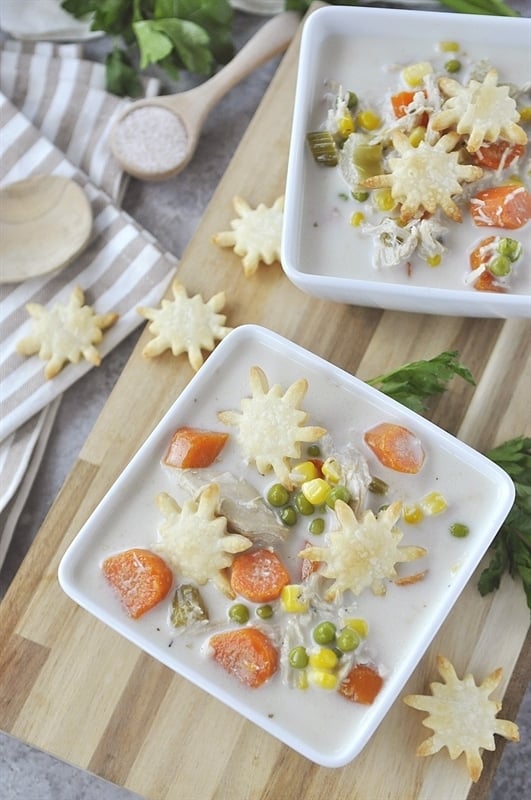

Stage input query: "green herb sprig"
[
  {"left": 61, "top": 0, "right": 235, "bottom": 97},
  {"left": 366, "top": 350, "right": 475, "bottom": 414},
  {"left": 479, "top": 438, "right": 531, "bottom": 611},
  {"left": 366, "top": 353, "right": 530, "bottom": 612}
]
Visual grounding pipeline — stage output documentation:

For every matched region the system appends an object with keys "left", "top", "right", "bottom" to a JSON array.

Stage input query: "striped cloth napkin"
[{"left": 0, "top": 42, "right": 177, "bottom": 568}]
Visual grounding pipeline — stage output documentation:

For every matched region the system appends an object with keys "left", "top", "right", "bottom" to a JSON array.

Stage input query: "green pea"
[
  {"left": 228, "top": 603, "right": 249, "bottom": 624},
  {"left": 295, "top": 491, "right": 315, "bottom": 516},
  {"left": 326, "top": 485, "right": 351, "bottom": 509},
  {"left": 307, "top": 444, "right": 321, "bottom": 457},
  {"left": 267, "top": 483, "right": 289, "bottom": 507},
  {"left": 488, "top": 255, "right": 511, "bottom": 277},
  {"left": 351, "top": 190, "right": 369, "bottom": 202},
  {"left": 445, "top": 59, "right": 461, "bottom": 73},
  {"left": 450, "top": 522, "right": 470, "bottom": 538},
  {"left": 256, "top": 604, "right": 273, "bottom": 620},
  {"left": 313, "top": 620, "right": 337, "bottom": 645},
  {"left": 289, "top": 645, "right": 309, "bottom": 669},
  {"left": 280, "top": 505, "right": 298, "bottom": 526},
  {"left": 309, "top": 517, "right": 325, "bottom": 536},
  {"left": 497, "top": 237, "right": 522, "bottom": 262},
  {"left": 336, "top": 627, "right": 361, "bottom": 653}
]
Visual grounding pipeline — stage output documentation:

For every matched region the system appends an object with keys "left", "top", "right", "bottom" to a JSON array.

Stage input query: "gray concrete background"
[{"left": 1, "top": 4, "right": 529, "bottom": 799}]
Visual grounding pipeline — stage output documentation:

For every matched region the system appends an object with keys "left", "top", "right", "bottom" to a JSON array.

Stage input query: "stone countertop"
[{"left": 1, "top": 5, "right": 529, "bottom": 800}]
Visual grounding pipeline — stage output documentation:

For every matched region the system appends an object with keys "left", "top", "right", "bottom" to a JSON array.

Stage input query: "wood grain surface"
[{"left": 1, "top": 7, "right": 529, "bottom": 800}]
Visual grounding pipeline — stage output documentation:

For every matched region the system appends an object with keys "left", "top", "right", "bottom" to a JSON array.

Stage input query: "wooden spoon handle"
[{"left": 171, "top": 12, "right": 300, "bottom": 117}]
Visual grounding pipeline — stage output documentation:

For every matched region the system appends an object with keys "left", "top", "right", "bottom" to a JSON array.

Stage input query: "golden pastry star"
[
  {"left": 137, "top": 278, "right": 233, "bottom": 371},
  {"left": 404, "top": 655, "right": 519, "bottom": 782},
  {"left": 212, "top": 195, "right": 284, "bottom": 277},
  {"left": 16, "top": 285, "right": 118, "bottom": 379}
]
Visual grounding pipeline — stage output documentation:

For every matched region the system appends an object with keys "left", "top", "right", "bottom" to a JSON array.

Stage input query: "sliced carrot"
[
  {"left": 102, "top": 548, "right": 173, "bottom": 619},
  {"left": 470, "top": 183, "right": 531, "bottom": 230},
  {"left": 390, "top": 90, "right": 428, "bottom": 126},
  {"left": 230, "top": 548, "right": 290, "bottom": 603},
  {"left": 163, "top": 426, "right": 229, "bottom": 469},
  {"left": 209, "top": 627, "right": 279, "bottom": 688},
  {"left": 469, "top": 236, "right": 506, "bottom": 294},
  {"left": 469, "top": 141, "right": 525, "bottom": 170},
  {"left": 339, "top": 663, "right": 384, "bottom": 705},
  {"left": 364, "top": 423, "right": 425, "bottom": 474}
]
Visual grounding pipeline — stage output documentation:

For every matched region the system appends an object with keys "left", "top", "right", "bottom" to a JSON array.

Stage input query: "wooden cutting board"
[{"left": 1, "top": 7, "right": 529, "bottom": 799}]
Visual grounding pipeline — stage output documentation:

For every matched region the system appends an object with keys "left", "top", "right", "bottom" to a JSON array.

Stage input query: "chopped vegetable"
[
  {"left": 102, "top": 548, "right": 173, "bottom": 619},
  {"left": 170, "top": 583, "right": 208, "bottom": 628},
  {"left": 469, "top": 235, "right": 523, "bottom": 293},
  {"left": 306, "top": 131, "right": 338, "bottom": 166},
  {"left": 280, "top": 584, "right": 310, "bottom": 613},
  {"left": 364, "top": 423, "right": 425, "bottom": 474},
  {"left": 470, "top": 141, "right": 526, "bottom": 170},
  {"left": 339, "top": 663, "right": 384, "bottom": 705},
  {"left": 230, "top": 548, "right": 290, "bottom": 603},
  {"left": 470, "top": 184, "right": 531, "bottom": 229},
  {"left": 209, "top": 627, "right": 279, "bottom": 688},
  {"left": 164, "top": 426, "right": 229, "bottom": 469}
]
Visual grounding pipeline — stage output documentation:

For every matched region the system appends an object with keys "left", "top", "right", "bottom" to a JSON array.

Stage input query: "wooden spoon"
[
  {"left": 0, "top": 175, "right": 92, "bottom": 284},
  {"left": 110, "top": 11, "right": 300, "bottom": 182}
]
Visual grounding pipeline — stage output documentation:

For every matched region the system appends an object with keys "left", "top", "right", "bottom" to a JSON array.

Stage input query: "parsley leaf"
[
  {"left": 61, "top": 0, "right": 234, "bottom": 96},
  {"left": 366, "top": 350, "right": 475, "bottom": 414},
  {"left": 479, "top": 437, "right": 531, "bottom": 612}
]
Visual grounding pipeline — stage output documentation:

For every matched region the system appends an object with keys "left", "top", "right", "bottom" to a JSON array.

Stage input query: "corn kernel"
[
  {"left": 401, "top": 61, "right": 433, "bottom": 88},
  {"left": 309, "top": 647, "right": 339, "bottom": 670},
  {"left": 301, "top": 478, "right": 331, "bottom": 506},
  {"left": 291, "top": 460, "right": 319, "bottom": 484},
  {"left": 403, "top": 503, "right": 424, "bottom": 524},
  {"left": 296, "top": 670, "right": 309, "bottom": 690},
  {"left": 357, "top": 109, "right": 381, "bottom": 131},
  {"left": 344, "top": 618, "right": 369, "bottom": 638},
  {"left": 519, "top": 106, "right": 531, "bottom": 123},
  {"left": 374, "top": 188, "right": 395, "bottom": 212},
  {"left": 350, "top": 211, "right": 365, "bottom": 227},
  {"left": 420, "top": 491, "right": 448, "bottom": 515},
  {"left": 439, "top": 41, "right": 460, "bottom": 52},
  {"left": 337, "top": 115, "right": 355, "bottom": 137},
  {"left": 426, "top": 254, "right": 442, "bottom": 267},
  {"left": 308, "top": 668, "right": 338, "bottom": 690},
  {"left": 280, "top": 585, "right": 309, "bottom": 614},
  {"left": 409, "top": 125, "right": 426, "bottom": 148},
  {"left": 322, "top": 458, "right": 342, "bottom": 484}
]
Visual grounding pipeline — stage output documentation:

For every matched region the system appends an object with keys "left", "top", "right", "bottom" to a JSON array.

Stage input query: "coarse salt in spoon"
[{"left": 110, "top": 11, "right": 299, "bottom": 181}]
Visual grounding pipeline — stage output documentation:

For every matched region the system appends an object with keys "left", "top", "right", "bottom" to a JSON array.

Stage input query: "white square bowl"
[
  {"left": 282, "top": 6, "right": 531, "bottom": 317},
  {"left": 59, "top": 324, "right": 514, "bottom": 767}
]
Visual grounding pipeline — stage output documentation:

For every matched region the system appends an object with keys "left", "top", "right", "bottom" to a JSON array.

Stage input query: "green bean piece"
[
  {"left": 267, "top": 483, "right": 290, "bottom": 507},
  {"left": 170, "top": 584, "right": 208, "bottom": 628},
  {"left": 450, "top": 522, "right": 470, "bottom": 538},
  {"left": 289, "top": 646, "right": 309, "bottom": 669},
  {"left": 368, "top": 476, "right": 389, "bottom": 495},
  {"left": 309, "top": 517, "right": 325, "bottom": 536},
  {"left": 228, "top": 603, "right": 250, "bottom": 624},
  {"left": 306, "top": 131, "right": 338, "bottom": 166},
  {"left": 313, "top": 620, "right": 337, "bottom": 645},
  {"left": 256, "top": 604, "right": 273, "bottom": 620},
  {"left": 280, "top": 505, "right": 298, "bottom": 526}
]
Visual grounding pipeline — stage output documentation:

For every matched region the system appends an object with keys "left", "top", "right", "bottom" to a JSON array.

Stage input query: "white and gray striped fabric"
[{"left": 0, "top": 43, "right": 175, "bottom": 565}]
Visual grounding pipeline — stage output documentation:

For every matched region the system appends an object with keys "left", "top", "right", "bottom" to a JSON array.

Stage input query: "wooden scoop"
[
  {"left": 0, "top": 175, "right": 92, "bottom": 284},
  {"left": 110, "top": 11, "right": 300, "bottom": 182}
]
